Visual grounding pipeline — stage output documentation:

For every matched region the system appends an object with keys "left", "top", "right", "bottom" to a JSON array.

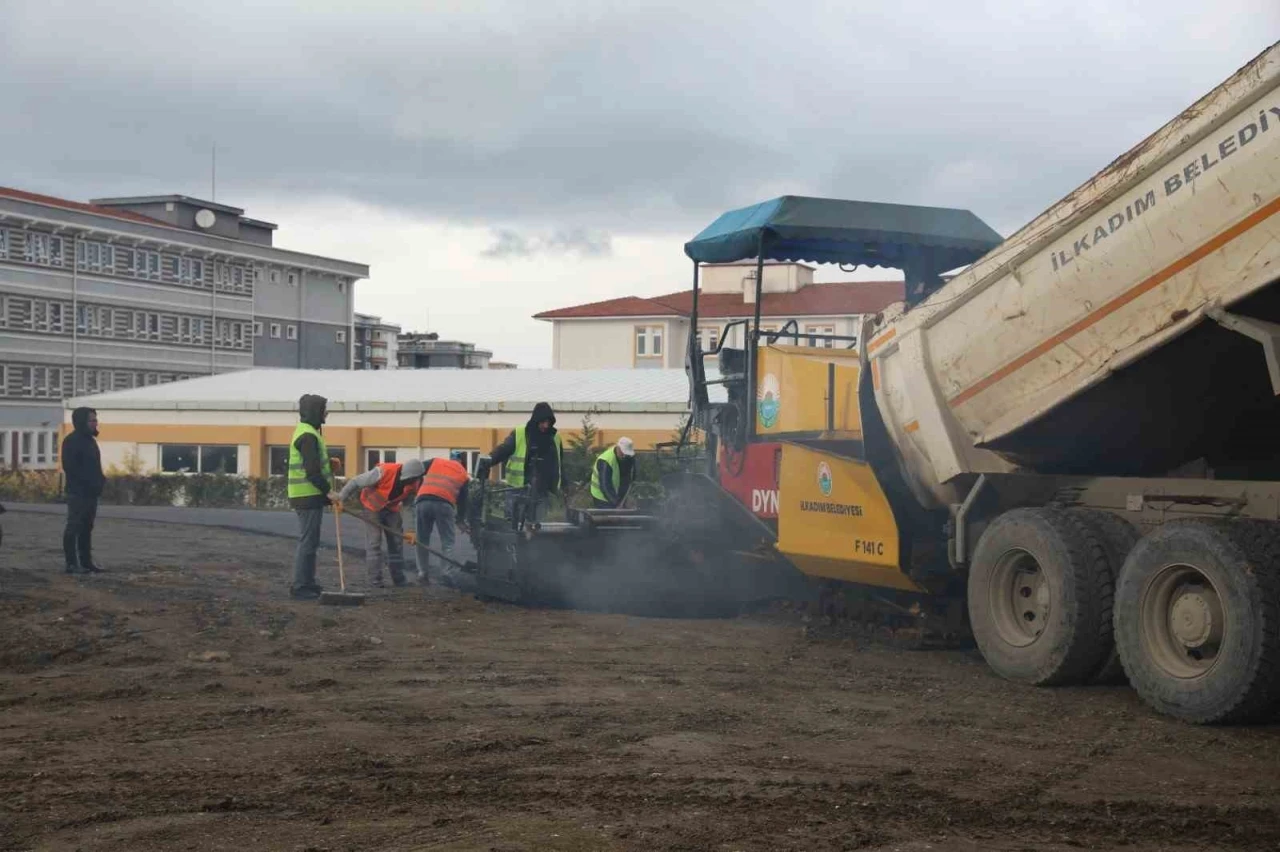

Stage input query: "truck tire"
[
  {"left": 1069, "top": 509, "right": 1141, "bottom": 684},
  {"left": 968, "top": 507, "right": 1112, "bottom": 686},
  {"left": 1114, "top": 520, "right": 1280, "bottom": 724}
]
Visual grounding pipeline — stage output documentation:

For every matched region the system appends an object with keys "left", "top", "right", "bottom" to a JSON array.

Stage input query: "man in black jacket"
[
  {"left": 62, "top": 406, "right": 105, "bottom": 574},
  {"left": 480, "top": 402, "right": 567, "bottom": 527}
]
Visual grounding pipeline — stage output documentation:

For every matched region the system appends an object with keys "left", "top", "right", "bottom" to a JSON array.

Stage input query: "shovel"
[{"left": 319, "top": 504, "right": 365, "bottom": 607}]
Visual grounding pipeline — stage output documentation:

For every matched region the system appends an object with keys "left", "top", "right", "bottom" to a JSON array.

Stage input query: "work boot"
[
  {"left": 368, "top": 574, "right": 386, "bottom": 589},
  {"left": 64, "top": 562, "right": 87, "bottom": 575},
  {"left": 290, "top": 586, "right": 323, "bottom": 601},
  {"left": 82, "top": 562, "right": 104, "bottom": 574}
]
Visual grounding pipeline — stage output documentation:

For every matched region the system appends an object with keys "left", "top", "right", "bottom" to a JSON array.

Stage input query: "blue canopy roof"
[{"left": 683, "top": 195, "right": 1003, "bottom": 273}]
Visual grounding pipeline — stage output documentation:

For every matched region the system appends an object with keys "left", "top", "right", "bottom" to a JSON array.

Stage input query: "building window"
[
  {"left": 635, "top": 325, "right": 663, "bottom": 360},
  {"left": 269, "top": 268, "right": 281, "bottom": 285},
  {"left": 160, "top": 444, "right": 198, "bottom": 473},
  {"left": 697, "top": 324, "right": 720, "bottom": 356},
  {"left": 336, "top": 329, "right": 347, "bottom": 344},
  {"left": 287, "top": 270, "right": 299, "bottom": 287},
  {"left": 451, "top": 449, "right": 481, "bottom": 475},
  {"left": 365, "top": 448, "right": 397, "bottom": 469},
  {"left": 160, "top": 444, "right": 239, "bottom": 474},
  {"left": 336, "top": 278, "right": 347, "bottom": 294},
  {"left": 286, "top": 324, "right": 298, "bottom": 341},
  {"left": 328, "top": 446, "right": 347, "bottom": 478},
  {"left": 253, "top": 321, "right": 264, "bottom": 337},
  {"left": 270, "top": 322, "right": 282, "bottom": 339},
  {"left": 804, "top": 324, "right": 837, "bottom": 348},
  {"left": 268, "top": 445, "right": 290, "bottom": 476},
  {"left": 24, "top": 232, "right": 51, "bottom": 265}
]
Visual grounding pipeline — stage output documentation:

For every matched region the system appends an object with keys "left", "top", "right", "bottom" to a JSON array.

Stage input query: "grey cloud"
[
  {"left": 482, "top": 228, "right": 613, "bottom": 259},
  {"left": 0, "top": 1, "right": 1277, "bottom": 241}
]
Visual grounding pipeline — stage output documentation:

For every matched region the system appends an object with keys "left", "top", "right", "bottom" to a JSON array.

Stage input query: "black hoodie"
[
  {"left": 488, "top": 402, "right": 565, "bottom": 493},
  {"left": 290, "top": 394, "right": 333, "bottom": 510},
  {"left": 62, "top": 407, "right": 105, "bottom": 498}
]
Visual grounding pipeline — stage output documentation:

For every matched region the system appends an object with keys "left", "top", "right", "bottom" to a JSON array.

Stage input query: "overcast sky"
[{"left": 2, "top": 1, "right": 1276, "bottom": 367}]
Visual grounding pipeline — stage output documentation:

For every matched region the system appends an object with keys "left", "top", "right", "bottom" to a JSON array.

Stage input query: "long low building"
[{"left": 61, "top": 368, "right": 706, "bottom": 477}]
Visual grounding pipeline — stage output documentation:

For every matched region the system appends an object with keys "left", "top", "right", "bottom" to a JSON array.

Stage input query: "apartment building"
[
  {"left": 397, "top": 332, "right": 493, "bottom": 369},
  {"left": 353, "top": 312, "right": 401, "bottom": 370},
  {"left": 534, "top": 262, "right": 905, "bottom": 369},
  {"left": 0, "top": 187, "right": 368, "bottom": 469}
]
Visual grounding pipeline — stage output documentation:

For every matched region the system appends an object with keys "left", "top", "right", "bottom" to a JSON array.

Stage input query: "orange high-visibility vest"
[
  {"left": 417, "top": 458, "right": 468, "bottom": 505},
  {"left": 360, "top": 462, "right": 408, "bottom": 512}
]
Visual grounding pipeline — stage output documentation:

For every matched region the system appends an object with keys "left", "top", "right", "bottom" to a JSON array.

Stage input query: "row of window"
[
  {"left": 0, "top": 228, "right": 355, "bottom": 298},
  {"left": 0, "top": 429, "right": 60, "bottom": 469},
  {"left": 0, "top": 363, "right": 200, "bottom": 399},
  {"left": 0, "top": 229, "right": 256, "bottom": 295},
  {"left": 0, "top": 292, "right": 254, "bottom": 351},
  {"left": 262, "top": 446, "right": 481, "bottom": 477}
]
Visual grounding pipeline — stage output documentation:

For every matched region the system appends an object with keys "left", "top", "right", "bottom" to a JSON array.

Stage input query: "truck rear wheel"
[
  {"left": 1114, "top": 520, "right": 1280, "bottom": 724},
  {"left": 1070, "top": 509, "right": 1140, "bottom": 684},
  {"left": 968, "top": 508, "right": 1111, "bottom": 686}
]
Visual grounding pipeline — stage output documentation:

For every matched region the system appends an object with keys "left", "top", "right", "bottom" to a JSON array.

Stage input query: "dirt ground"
[{"left": 2, "top": 512, "right": 1280, "bottom": 852}]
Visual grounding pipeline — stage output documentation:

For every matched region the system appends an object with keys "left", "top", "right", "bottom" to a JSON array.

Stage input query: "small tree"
[{"left": 562, "top": 410, "right": 600, "bottom": 488}]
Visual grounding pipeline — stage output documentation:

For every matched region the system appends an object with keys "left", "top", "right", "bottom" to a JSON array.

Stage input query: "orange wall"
[{"left": 89, "top": 423, "right": 676, "bottom": 478}]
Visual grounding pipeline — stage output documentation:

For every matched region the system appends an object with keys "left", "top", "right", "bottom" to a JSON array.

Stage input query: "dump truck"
[{"left": 675, "top": 40, "right": 1280, "bottom": 724}]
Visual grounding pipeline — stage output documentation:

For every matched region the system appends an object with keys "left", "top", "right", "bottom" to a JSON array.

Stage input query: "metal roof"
[{"left": 66, "top": 368, "right": 721, "bottom": 413}]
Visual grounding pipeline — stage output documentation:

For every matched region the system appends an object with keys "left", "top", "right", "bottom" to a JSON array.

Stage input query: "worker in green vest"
[
  {"left": 287, "top": 393, "right": 341, "bottom": 600},
  {"left": 590, "top": 437, "right": 636, "bottom": 508},
  {"left": 479, "top": 402, "right": 565, "bottom": 527}
]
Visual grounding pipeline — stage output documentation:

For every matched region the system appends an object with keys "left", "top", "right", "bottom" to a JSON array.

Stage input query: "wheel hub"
[
  {"left": 1141, "top": 566, "right": 1227, "bottom": 679},
  {"left": 1169, "top": 588, "right": 1218, "bottom": 649},
  {"left": 989, "top": 549, "right": 1052, "bottom": 648}
]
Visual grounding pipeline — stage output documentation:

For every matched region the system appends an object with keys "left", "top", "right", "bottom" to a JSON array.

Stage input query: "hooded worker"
[
  {"left": 338, "top": 457, "right": 427, "bottom": 588},
  {"left": 414, "top": 452, "right": 473, "bottom": 588},
  {"left": 287, "top": 393, "right": 341, "bottom": 600},
  {"left": 481, "top": 402, "right": 566, "bottom": 526},
  {"left": 62, "top": 406, "right": 105, "bottom": 574},
  {"left": 591, "top": 437, "right": 637, "bottom": 509}
]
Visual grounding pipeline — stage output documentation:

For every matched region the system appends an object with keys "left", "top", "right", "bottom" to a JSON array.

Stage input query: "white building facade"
[{"left": 535, "top": 262, "right": 903, "bottom": 370}]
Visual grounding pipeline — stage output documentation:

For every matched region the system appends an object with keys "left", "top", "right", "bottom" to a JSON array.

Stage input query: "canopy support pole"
[
  {"left": 747, "top": 236, "right": 765, "bottom": 439},
  {"left": 689, "top": 260, "right": 700, "bottom": 355}
]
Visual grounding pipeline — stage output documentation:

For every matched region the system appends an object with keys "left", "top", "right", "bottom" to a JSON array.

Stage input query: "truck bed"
[{"left": 867, "top": 41, "right": 1280, "bottom": 508}]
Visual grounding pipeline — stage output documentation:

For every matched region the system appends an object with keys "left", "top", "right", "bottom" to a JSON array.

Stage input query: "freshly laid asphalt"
[{"left": 3, "top": 501, "right": 478, "bottom": 561}]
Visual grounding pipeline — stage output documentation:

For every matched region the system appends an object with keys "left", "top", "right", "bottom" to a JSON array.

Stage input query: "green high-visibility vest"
[
  {"left": 590, "top": 446, "right": 622, "bottom": 503},
  {"left": 287, "top": 422, "right": 331, "bottom": 499},
  {"left": 505, "top": 428, "right": 562, "bottom": 490}
]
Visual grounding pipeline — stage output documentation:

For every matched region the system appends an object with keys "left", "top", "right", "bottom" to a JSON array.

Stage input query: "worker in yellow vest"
[
  {"left": 338, "top": 458, "right": 427, "bottom": 587},
  {"left": 590, "top": 437, "right": 636, "bottom": 508},
  {"left": 479, "top": 402, "right": 565, "bottom": 527},
  {"left": 286, "top": 394, "right": 341, "bottom": 600}
]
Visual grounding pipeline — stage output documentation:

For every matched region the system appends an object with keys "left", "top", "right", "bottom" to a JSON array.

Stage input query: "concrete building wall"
[
  {"left": 552, "top": 318, "right": 680, "bottom": 369},
  {"left": 0, "top": 190, "right": 368, "bottom": 466}
]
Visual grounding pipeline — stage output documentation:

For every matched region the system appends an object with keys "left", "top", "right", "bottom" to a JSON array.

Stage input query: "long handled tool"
[
  {"left": 349, "top": 508, "right": 479, "bottom": 574},
  {"left": 319, "top": 504, "right": 365, "bottom": 606}
]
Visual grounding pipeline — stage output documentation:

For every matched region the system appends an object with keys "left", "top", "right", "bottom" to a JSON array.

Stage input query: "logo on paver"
[
  {"left": 758, "top": 373, "right": 780, "bottom": 429},
  {"left": 817, "top": 461, "right": 833, "bottom": 497}
]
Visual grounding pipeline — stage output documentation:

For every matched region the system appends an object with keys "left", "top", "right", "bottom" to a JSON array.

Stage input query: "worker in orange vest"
[
  {"left": 338, "top": 458, "right": 426, "bottom": 587},
  {"left": 414, "top": 452, "right": 472, "bottom": 587}
]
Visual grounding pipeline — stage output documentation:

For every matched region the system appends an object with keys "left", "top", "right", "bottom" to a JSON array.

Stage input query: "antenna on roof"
[{"left": 211, "top": 145, "right": 217, "bottom": 202}]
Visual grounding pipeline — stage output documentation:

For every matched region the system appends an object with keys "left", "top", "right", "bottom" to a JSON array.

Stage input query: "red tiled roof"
[
  {"left": 534, "top": 281, "right": 905, "bottom": 320},
  {"left": 0, "top": 186, "right": 170, "bottom": 227}
]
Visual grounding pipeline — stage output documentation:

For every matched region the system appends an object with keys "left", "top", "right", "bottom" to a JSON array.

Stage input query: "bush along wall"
[{"left": 0, "top": 471, "right": 293, "bottom": 510}]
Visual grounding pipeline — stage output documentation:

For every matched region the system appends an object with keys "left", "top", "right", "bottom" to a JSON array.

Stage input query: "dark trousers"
[
  {"left": 63, "top": 493, "right": 99, "bottom": 569},
  {"left": 293, "top": 507, "right": 324, "bottom": 593},
  {"left": 363, "top": 507, "right": 407, "bottom": 586}
]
